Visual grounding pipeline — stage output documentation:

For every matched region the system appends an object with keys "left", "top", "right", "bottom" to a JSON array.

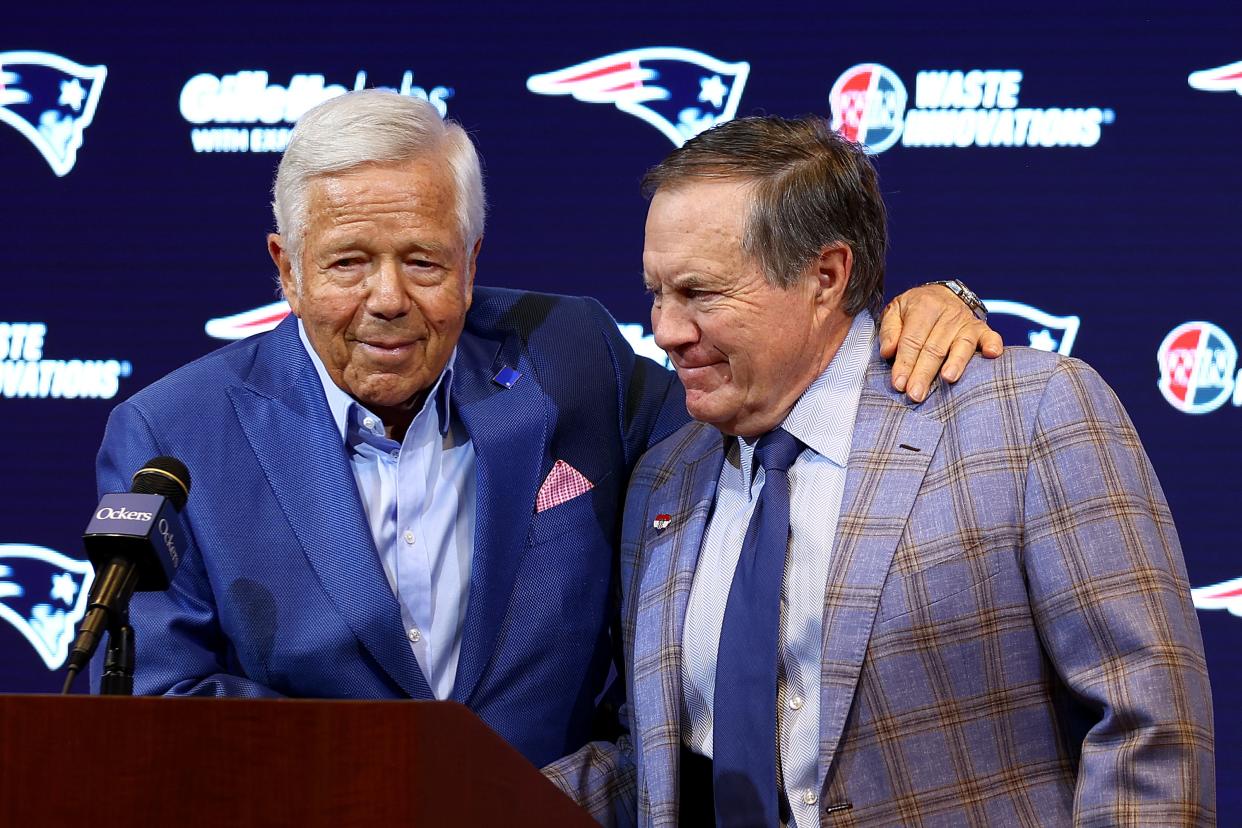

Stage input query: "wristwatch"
[{"left": 926, "top": 278, "right": 987, "bottom": 321}]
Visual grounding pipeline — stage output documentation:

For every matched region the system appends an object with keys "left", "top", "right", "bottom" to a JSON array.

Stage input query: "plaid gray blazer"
[{"left": 546, "top": 344, "right": 1214, "bottom": 827}]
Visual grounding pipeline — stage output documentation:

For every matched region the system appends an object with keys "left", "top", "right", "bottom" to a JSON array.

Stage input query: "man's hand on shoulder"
[{"left": 879, "top": 282, "right": 1004, "bottom": 402}]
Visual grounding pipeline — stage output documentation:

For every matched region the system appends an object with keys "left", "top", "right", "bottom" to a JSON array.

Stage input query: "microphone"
[{"left": 62, "top": 456, "right": 192, "bottom": 691}]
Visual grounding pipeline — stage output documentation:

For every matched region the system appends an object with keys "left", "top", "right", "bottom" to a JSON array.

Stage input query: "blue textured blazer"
[{"left": 91, "top": 287, "right": 688, "bottom": 767}]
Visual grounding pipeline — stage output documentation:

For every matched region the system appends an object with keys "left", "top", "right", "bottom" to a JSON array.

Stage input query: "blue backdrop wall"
[{"left": 2, "top": 0, "right": 1238, "bottom": 799}]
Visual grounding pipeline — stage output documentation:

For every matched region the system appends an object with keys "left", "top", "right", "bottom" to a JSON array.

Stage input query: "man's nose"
[
  {"left": 653, "top": 299, "right": 698, "bottom": 353},
  {"left": 365, "top": 258, "right": 410, "bottom": 319}
]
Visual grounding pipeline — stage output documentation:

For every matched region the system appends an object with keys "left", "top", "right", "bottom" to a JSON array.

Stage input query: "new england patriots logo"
[
  {"left": 205, "top": 299, "right": 291, "bottom": 340},
  {"left": 0, "top": 51, "right": 107, "bottom": 176},
  {"left": 1188, "top": 60, "right": 1242, "bottom": 95},
  {"left": 1191, "top": 577, "right": 1242, "bottom": 617},
  {"left": 526, "top": 48, "right": 750, "bottom": 147},
  {"left": 0, "top": 544, "right": 93, "bottom": 669},
  {"left": 982, "top": 299, "right": 1081, "bottom": 355}
]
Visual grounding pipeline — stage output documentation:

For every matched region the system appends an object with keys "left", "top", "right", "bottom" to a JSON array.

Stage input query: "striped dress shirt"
[
  {"left": 299, "top": 321, "right": 476, "bottom": 700},
  {"left": 682, "top": 313, "right": 874, "bottom": 827}
]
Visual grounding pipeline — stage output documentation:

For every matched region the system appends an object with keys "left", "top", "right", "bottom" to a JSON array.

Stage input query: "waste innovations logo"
[
  {"left": 526, "top": 48, "right": 750, "bottom": 147},
  {"left": 1188, "top": 60, "right": 1242, "bottom": 95},
  {"left": 180, "top": 70, "right": 454, "bottom": 153},
  {"left": 0, "top": 51, "right": 106, "bottom": 176},
  {"left": 0, "top": 322, "right": 133, "bottom": 400},
  {"left": 830, "top": 64, "right": 1114, "bottom": 153},
  {"left": 828, "top": 63, "right": 907, "bottom": 153},
  {"left": 1157, "top": 321, "right": 1240, "bottom": 415},
  {"left": 0, "top": 544, "right": 93, "bottom": 669}
]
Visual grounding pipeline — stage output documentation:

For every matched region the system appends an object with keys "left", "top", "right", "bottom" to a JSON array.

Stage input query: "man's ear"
[
  {"left": 812, "top": 242, "right": 853, "bottom": 311},
  {"left": 268, "top": 233, "right": 300, "bottom": 316}
]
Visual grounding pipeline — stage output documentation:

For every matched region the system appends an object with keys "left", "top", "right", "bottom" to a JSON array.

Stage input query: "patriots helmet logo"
[
  {"left": 0, "top": 51, "right": 107, "bottom": 176},
  {"left": 205, "top": 300, "right": 292, "bottom": 340},
  {"left": 981, "top": 299, "right": 1081, "bottom": 355},
  {"left": 0, "top": 543, "right": 94, "bottom": 669},
  {"left": 526, "top": 47, "right": 750, "bottom": 147},
  {"left": 1188, "top": 60, "right": 1242, "bottom": 94},
  {"left": 1191, "top": 577, "right": 1242, "bottom": 617}
]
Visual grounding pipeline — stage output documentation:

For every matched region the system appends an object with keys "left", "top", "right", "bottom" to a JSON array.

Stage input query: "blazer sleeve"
[
  {"left": 1021, "top": 358, "right": 1214, "bottom": 826},
  {"left": 543, "top": 715, "right": 638, "bottom": 828},
  {"left": 91, "top": 400, "right": 282, "bottom": 698}
]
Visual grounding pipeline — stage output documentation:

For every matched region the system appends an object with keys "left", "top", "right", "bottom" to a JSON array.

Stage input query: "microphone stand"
[{"left": 98, "top": 608, "right": 135, "bottom": 696}]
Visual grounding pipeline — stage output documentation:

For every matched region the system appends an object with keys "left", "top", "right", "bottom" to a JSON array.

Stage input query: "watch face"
[{"left": 948, "top": 280, "right": 986, "bottom": 318}]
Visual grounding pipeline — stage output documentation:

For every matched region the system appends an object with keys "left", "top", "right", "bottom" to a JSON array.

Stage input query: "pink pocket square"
[{"left": 536, "top": 460, "right": 594, "bottom": 513}]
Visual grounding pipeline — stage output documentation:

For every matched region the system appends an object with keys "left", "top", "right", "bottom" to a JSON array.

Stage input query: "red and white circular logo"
[
  {"left": 1156, "top": 321, "right": 1237, "bottom": 414},
  {"left": 829, "top": 63, "right": 907, "bottom": 153}
]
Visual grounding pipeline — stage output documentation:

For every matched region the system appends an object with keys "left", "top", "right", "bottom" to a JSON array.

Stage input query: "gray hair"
[
  {"left": 641, "top": 115, "right": 887, "bottom": 317},
  {"left": 272, "top": 89, "right": 485, "bottom": 288}
]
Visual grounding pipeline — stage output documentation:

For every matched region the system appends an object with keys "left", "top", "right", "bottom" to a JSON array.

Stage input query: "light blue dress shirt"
[
  {"left": 298, "top": 321, "right": 476, "bottom": 700},
  {"left": 682, "top": 313, "right": 874, "bottom": 827}
]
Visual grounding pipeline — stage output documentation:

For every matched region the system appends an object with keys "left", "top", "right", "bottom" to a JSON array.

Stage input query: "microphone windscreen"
[{"left": 131, "top": 456, "right": 191, "bottom": 510}]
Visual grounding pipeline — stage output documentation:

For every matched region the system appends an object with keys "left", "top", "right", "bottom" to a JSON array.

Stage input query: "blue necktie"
[{"left": 712, "top": 428, "right": 804, "bottom": 827}]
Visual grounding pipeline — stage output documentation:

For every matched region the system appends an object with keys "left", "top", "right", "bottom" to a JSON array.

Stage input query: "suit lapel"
[
  {"left": 630, "top": 424, "right": 724, "bottom": 817},
  {"left": 816, "top": 352, "right": 942, "bottom": 782},
  {"left": 228, "top": 318, "right": 432, "bottom": 699},
  {"left": 450, "top": 327, "right": 547, "bottom": 704}
]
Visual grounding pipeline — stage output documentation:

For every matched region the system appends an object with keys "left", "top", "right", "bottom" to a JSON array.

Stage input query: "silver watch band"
[{"left": 925, "top": 279, "right": 987, "bottom": 321}]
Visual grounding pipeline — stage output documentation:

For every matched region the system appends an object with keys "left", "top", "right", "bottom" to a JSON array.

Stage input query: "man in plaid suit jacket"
[{"left": 545, "top": 116, "right": 1214, "bottom": 825}]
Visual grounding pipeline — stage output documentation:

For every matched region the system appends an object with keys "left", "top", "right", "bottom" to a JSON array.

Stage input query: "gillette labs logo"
[
  {"left": 830, "top": 64, "right": 1115, "bottom": 154},
  {"left": 180, "top": 70, "right": 454, "bottom": 153}
]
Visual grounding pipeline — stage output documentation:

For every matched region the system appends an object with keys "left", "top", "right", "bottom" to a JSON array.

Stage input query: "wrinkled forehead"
[
  {"left": 301, "top": 159, "right": 463, "bottom": 241},
  {"left": 646, "top": 176, "right": 759, "bottom": 246},
  {"left": 644, "top": 178, "right": 756, "bottom": 257},
  {"left": 308, "top": 156, "right": 455, "bottom": 204}
]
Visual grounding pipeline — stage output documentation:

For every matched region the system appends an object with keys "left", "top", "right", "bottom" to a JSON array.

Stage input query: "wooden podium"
[{"left": 0, "top": 695, "right": 594, "bottom": 827}]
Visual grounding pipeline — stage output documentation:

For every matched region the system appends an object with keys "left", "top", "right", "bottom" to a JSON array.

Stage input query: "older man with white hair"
[{"left": 91, "top": 90, "right": 1000, "bottom": 767}]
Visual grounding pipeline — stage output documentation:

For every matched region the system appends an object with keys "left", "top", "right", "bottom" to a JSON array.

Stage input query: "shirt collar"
[
  {"left": 734, "top": 312, "right": 874, "bottom": 486},
  {"left": 297, "top": 318, "right": 456, "bottom": 442}
]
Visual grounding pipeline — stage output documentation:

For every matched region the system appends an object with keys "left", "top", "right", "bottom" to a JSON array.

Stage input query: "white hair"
[{"left": 272, "top": 89, "right": 486, "bottom": 289}]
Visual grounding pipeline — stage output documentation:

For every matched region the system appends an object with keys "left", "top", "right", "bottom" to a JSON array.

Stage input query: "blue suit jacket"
[
  {"left": 92, "top": 287, "right": 688, "bottom": 767},
  {"left": 546, "top": 343, "right": 1215, "bottom": 826}
]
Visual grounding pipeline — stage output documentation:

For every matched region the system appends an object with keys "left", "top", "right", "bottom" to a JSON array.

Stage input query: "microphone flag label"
[{"left": 84, "top": 493, "right": 185, "bottom": 587}]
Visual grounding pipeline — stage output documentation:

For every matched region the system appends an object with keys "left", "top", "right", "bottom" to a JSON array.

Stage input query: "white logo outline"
[
  {"left": 0, "top": 543, "right": 94, "bottom": 669},
  {"left": 1188, "top": 60, "right": 1242, "bottom": 95},
  {"left": 526, "top": 47, "right": 750, "bottom": 148},
  {"left": 982, "top": 299, "right": 1081, "bottom": 355},
  {"left": 0, "top": 51, "right": 107, "bottom": 176}
]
